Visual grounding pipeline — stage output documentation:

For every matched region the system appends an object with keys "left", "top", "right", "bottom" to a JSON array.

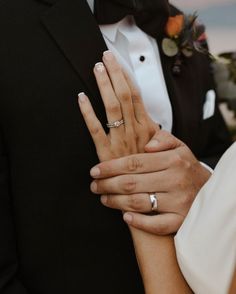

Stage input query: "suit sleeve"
[{"left": 0, "top": 131, "right": 29, "bottom": 293}]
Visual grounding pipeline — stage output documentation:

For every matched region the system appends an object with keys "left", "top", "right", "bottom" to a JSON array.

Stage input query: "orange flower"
[{"left": 165, "top": 15, "right": 184, "bottom": 38}]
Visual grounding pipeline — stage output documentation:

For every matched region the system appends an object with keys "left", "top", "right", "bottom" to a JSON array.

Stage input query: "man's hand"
[{"left": 90, "top": 131, "right": 211, "bottom": 235}]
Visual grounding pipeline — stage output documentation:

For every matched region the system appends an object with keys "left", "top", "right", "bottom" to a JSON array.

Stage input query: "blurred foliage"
[
  {"left": 213, "top": 52, "right": 236, "bottom": 138},
  {"left": 213, "top": 52, "right": 236, "bottom": 112}
]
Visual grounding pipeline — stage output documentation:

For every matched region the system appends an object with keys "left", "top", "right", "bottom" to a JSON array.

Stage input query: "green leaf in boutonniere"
[
  {"left": 213, "top": 53, "right": 236, "bottom": 102},
  {"left": 162, "top": 38, "right": 178, "bottom": 57}
]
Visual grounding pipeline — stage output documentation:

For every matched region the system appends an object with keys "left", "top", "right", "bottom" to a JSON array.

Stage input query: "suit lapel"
[
  {"left": 157, "top": 41, "right": 202, "bottom": 148},
  {"left": 41, "top": 0, "right": 107, "bottom": 101},
  {"left": 156, "top": 4, "right": 203, "bottom": 148}
]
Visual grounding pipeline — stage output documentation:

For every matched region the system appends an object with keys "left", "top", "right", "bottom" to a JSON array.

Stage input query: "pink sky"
[{"left": 171, "top": 0, "right": 235, "bottom": 9}]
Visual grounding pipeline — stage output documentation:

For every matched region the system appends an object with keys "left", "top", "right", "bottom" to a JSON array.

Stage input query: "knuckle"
[
  {"left": 183, "top": 159, "right": 191, "bottom": 170},
  {"left": 119, "top": 92, "right": 131, "bottom": 103},
  {"left": 131, "top": 92, "right": 140, "bottom": 102},
  {"left": 128, "top": 195, "right": 143, "bottom": 211},
  {"left": 172, "top": 153, "right": 183, "bottom": 166},
  {"left": 107, "top": 102, "right": 121, "bottom": 114},
  {"left": 179, "top": 193, "right": 193, "bottom": 209},
  {"left": 123, "top": 176, "right": 136, "bottom": 194},
  {"left": 104, "top": 195, "right": 114, "bottom": 208},
  {"left": 90, "top": 125, "right": 101, "bottom": 136},
  {"left": 127, "top": 156, "right": 142, "bottom": 172}
]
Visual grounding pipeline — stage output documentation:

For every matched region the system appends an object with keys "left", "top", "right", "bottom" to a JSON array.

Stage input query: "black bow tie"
[{"left": 94, "top": 0, "right": 170, "bottom": 40}]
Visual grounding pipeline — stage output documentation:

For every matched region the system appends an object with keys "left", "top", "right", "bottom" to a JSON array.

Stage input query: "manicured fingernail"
[
  {"left": 103, "top": 50, "right": 113, "bottom": 61},
  {"left": 123, "top": 213, "right": 133, "bottom": 224},
  {"left": 90, "top": 167, "right": 100, "bottom": 177},
  {"left": 78, "top": 92, "right": 87, "bottom": 103},
  {"left": 95, "top": 62, "right": 105, "bottom": 72},
  {"left": 91, "top": 181, "right": 97, "bottom": 193},
  {"left": 146, "top": 139, "right": 159, "bottom": 148},
  {"left": 101, "top": 195, "right": 107, "bottom": 205}
]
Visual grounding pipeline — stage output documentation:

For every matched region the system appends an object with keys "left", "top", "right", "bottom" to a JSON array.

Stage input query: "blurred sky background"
[{"left": 171, "top": 0, "right": 236, "bottom": 54}]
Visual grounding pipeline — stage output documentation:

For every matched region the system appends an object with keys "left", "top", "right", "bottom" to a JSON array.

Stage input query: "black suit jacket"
[{"left": 0, "top": 0, "right": 231, "bottom": 293}]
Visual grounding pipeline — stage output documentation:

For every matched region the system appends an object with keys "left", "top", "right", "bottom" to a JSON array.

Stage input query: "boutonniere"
[{"left": 162, "top": 12, "right": 208, "bottom": 75}]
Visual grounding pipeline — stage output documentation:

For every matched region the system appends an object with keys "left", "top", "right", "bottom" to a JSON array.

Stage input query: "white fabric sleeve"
[
  {"left": 175, "top": 142, "right": 236, "bottom": 294},
  {"left": 200, "top": 161, "right": 213, "bottom": 173}
]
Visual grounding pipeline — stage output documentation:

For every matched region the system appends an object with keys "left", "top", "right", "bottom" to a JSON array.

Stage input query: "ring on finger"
[
  {"left": 106, "top": 119, "right": 125, "bottom": 128},
  {"left": 149, "top": 193, "right": 158, "bottom": 212}
]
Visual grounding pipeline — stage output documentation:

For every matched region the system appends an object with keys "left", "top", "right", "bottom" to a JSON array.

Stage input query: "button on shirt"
[{"left": 87, "top": 0, "right": 173, "bottom": 132}]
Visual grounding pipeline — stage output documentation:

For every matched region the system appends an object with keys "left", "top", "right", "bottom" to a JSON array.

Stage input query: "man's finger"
[
  {"left": 91, "top": 171, "right": 170, "bottom": 195},
  {"left": 90, "top": 151, "right": 173, "bottom": 179},
  {"left": 123, "top": 212, "right": 184, "bottom": 235},
  {"left": 100, "top": 193, "right": 152, "bottom": 213},
  {"left": 101, "top": 192, "right": 184, "bottom": 215}
]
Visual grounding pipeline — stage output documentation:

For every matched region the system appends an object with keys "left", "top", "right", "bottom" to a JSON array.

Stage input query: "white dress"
[{"left": 175, "top": 142, "right": 236, "bottom": 294}]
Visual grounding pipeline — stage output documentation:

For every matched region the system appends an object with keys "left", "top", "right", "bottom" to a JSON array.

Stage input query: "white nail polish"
[
  {"left": 103, "top": 50, "right": 113, "bottom": 61},
  {"left": 78, "top": 92, "right": 87, "bottom": 103},
  {"left": 95, "top": 62, "right": 104, "bottom": 73}
]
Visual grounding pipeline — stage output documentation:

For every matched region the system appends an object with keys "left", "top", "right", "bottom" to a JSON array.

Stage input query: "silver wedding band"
[
  {"left": 106, "top": 119, "right": 124, "bottom": 128},
  {"left": 149, "top": 193, "right": 158, "bottom": 211}
]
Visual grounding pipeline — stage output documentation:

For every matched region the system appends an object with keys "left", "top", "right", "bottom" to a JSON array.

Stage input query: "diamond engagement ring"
[
  {"left": 106, "top": 119, "right": 125, "bottom": 128},
  {"left": 149, "top": 193, "right": 158, "bottom": 211}
]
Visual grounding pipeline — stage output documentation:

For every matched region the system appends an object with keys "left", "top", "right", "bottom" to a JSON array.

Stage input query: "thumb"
[
  {"left": 145, "top": 130, "right": 183, "bottom": 153},
  {"left": 123, "top": 212, "right": 182, "bottom": 235}
]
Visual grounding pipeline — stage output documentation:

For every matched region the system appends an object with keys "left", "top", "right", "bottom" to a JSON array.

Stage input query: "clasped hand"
[{"left": 78, "top": 51, "right": 211, "bottom": 235}]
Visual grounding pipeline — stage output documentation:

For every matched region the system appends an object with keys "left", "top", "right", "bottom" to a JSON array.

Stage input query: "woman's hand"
[
  {"left": 78, "top": 50, "right": 207, "bottom": 236},
  {"left": 78, "top": 50, "right": 159, "bottom": 162}
]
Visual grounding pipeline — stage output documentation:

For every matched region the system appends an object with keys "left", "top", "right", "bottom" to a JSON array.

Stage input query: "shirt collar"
[
  {"left": 100, "top": 16, "right": 134, "bottom": 43},
  {"left": 87, "top": 0, "right": 133, "bottom": 43},
  {"left": 99, "top": 23, "right": 120, "bottom": 43}
]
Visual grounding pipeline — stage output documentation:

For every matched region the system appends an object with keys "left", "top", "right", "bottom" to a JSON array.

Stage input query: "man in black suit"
[{"left": 0, "top": 0, "right": 231, "bottom": 293}]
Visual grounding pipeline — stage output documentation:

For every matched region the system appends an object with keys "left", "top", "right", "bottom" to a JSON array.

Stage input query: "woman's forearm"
[{"left": 129, "top": 226, "right": 192, "bottom": 294}]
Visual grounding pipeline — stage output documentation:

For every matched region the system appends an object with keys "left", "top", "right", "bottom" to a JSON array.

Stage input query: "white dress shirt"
[{"left": 87, "top": 0, "right": 173, "bottom": 131}]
